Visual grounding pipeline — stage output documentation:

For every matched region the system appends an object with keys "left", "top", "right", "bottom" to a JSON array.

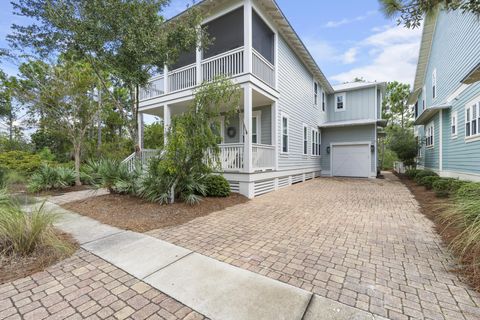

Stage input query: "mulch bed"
[
  {"left": 62, "top": 193, "right": 249, "bottom": 233},
  {"left": 396, "top": 173, "right": 480, "bottom": 291},
  {"left": 0, "top": 231, "right": 79, "bottom": 285}
]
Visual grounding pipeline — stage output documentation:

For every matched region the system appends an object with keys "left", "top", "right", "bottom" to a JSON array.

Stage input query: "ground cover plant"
[
  {"left": 0, "top": 189, "right": 77, "bottom": 283},
  {"left": 399, "top": 169, "right": 480, "bottom": 290}
]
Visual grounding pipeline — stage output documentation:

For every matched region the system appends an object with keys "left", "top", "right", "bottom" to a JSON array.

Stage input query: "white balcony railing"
[
  {"left": 252, "top": 49, "right": 275, "bottom": 88},
  {"left": 218, "top": 143, "right": 244, "bottom": 171},
  {"left": 202, "top": 47, "right": 244, "bottom": 82},
  {"left": 168, "top": 64, "right": 197, "bottom": 93},
  {"left": 139, "top": 76, "right": 164, "bottom": 100},
  {"left": 252, "top": 144, "right": 275, "bottom": 170},
  {"left": 122, "top": 149, "right": 160, "bottom": 172}
]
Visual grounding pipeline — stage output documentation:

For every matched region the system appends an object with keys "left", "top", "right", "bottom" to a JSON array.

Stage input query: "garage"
[{"left": 331, "top": 144, "right": 371, "bottom": 178}]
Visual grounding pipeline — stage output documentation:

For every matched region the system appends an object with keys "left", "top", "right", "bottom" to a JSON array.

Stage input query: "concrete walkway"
[{"left": 36, "top": 201, "right": 387, "bottom": 320}]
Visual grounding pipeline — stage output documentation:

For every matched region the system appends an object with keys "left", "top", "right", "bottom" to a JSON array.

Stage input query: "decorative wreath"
[{"left": 227, "top": 127, "right": 236, "bottom": 138}]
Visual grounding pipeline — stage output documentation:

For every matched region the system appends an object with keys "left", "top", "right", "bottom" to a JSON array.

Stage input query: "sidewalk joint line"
[
  {"left": 141, "top": 251, "right": 194, "bottom": 280},
  {"left": 300, "top": 293, "right": 314, "bottom": 320},
  {"left": 80, "top": 230, "right": 126, "bottom": 246}
]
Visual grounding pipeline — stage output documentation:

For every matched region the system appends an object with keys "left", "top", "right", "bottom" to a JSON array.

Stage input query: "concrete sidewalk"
[{"left": 36, "top": 200, "right": 388, "bottom": 320}]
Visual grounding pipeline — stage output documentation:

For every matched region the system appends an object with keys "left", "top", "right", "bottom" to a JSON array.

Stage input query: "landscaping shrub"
[
  {"left": 0, "top": 189, "right": 74, "bottom": 256},
  {"left": 433, "top": 178, "right": 469, "bottom": 198},
  {"left": 28, "top": 164, "right": 76, "bottom": 193},
  {"left": 414, "top": 170, "right": 438, "bottom": 183},
  {"left": 419, "top": 175, "right": 440, "bottom": 190},
  {"left": 0, "top": 167, "right": 6, "bottom": 188},
  {"left": 405, "top": 168, "right": 420, "bottom": 179},
  {"left": 80, "top": 159, "right": 104, "bottom": 185},
  {"left": 204, "top": 175, "right": 230, "bottom": 197},
  {"left": 0, "top": 151, "right": 44, "bottom": 174},
  {"left": 97, "top": 159, "right": 141, "bottom": 194}
]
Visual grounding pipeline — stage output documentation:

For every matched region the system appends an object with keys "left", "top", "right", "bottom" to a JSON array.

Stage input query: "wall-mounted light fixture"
[
  {"left": 371, "top": 145, "right": 375, "bottom": 153},
  {"left": 326, "top": 146, "right": 330, "bottom": 154}
]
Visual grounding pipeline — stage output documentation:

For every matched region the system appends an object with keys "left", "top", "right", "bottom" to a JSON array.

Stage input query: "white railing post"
[
  {"left": 243, "top": 84, "right": 253, "bottom": 173},
  {"left": 196, "top": 26, "right": 203, "bottom": 86},
  {"left": 244, "top": 0, "right": 253, "bottom": 74},
  {"left": 164, "top": 64, "right": 169, "bottom": 94}
]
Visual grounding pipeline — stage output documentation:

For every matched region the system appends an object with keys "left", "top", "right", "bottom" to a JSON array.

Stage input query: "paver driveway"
[{"left": 148, "top": 173, "right": 480, "bottom": 320}]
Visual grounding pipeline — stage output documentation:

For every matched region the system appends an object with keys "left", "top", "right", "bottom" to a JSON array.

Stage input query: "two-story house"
[
  {"left": 410, "top": 7, "right": 480, "bottom": 181},
  {"left": 133, "top": 0, "right": 386, "bottom": 198}
]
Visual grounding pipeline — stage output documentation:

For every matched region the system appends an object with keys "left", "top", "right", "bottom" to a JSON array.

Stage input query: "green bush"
[
  {"left": 28, "top": 164, "right": 76, "bottom": 193},
  {"left": 0, "top": 167, "right": 6, "bottom": 188},
  {"left": 0, "top": 188, "right": 74, "bottom": 256},
  {"left": 204, "top": 175, "right": 230, "bottom": 197},
  {"left": 455, "top": 182, "right": 480, "bottom": 199},
  {"left": 97, "top": 159, "right": 141, "bottom": 194},
  {"left": 433, "top": 178, "right": 469, "bottom": 198},
  {"left": 419, "top": 176, "right": 440, "bottom": 190},
  {"left": 414, "top": 170, "right": 438, "bottom": 183},
  {"left": 405, "top": 168, "right": 420, "bottom": 179},
  {"left": 0, "top": 151, "right": 44, "bottom": 174}
]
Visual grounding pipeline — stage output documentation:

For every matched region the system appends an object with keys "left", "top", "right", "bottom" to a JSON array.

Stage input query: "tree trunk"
[{"left": 74, "top": 144, "right": 82, "bottom": 186}]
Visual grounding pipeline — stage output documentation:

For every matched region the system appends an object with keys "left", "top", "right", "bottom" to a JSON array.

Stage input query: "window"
[
  {"left": 426, "top": 122, "right": 434, "bottom": 147},
  {"left": 311, "top": 128, "right": 320, "bottom": 156},
  {"left": 335, "top": 93, "right": 346, "bottom": 111},
  {"left": 451, "top": 111, "right": 457, "bottom": 137},
  {"left": 303, "top": 125, "right": 308, "bottom": 155},
  {"left": 414, "top": 101, "right": 418, "bottom": 118},
  {"left": 432, "top": 68, "right": 437, "bottom": 100},
  {"left": 281, "top": 114, "right": 288, "bottom": 153},
  {"left": 239, "top": 111, "right": 261, "bottom": 144},
  {"left": 422, "top": 86, "right": 426, "bottom": 110},
  {"left": 322, "top": 91, "right": 326, "bottom": 112},
  {"left": 314, "top": 82, "right": 318, "bottom": 106},
  {"left": 465, "top": 100, "right": 480, "bottom": 139}
]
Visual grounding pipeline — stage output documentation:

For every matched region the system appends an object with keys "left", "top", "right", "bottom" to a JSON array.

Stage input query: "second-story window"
[
  {"left": 426, "top": 122, "right": 434, "bottom": 147},
  {"left": 303, "top": 125, "right": 308, "bottom": 155},
  {"left": 451, "top": 112, "right": 457, "bottom": 137},
  {"left": 465, "top": 100, "right": 479, "bottom": 138},
  {"left": 422, "top": 86, "right": 426, "bottom": 110},
  {"left": 322, "top": 91, "right": 326, "bottom": 112},
  {"left": 314, "top": 82, "right": 318, "bottom": 106},
  {"left": 282, "top": 114, "right": 289, "bottom": 153},
  {"left": 335, "top": 93, "right": 346, "bottom": 111},
  {"left": 432, "top": 68, "right": 437, "bottom": 100}
]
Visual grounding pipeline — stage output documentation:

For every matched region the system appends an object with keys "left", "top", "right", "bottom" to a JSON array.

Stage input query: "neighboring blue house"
[
  {"left": 410, "top": 8, "right": 480, "bottom": 181},
  {"left": 132, "top": 0, "right": 386, "bottom": 198}
]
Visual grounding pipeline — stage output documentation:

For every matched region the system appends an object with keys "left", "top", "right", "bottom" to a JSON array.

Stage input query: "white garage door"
[{"left": 332, "top": 144, "right": 370, "bottom": 178}]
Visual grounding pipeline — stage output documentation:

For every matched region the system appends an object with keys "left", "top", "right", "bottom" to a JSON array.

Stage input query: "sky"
[{"left": 0, "top": 0, "right": 422, "bottom": 86}]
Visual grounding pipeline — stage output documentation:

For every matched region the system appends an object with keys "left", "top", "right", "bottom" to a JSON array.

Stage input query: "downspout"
[{"left": 439, "top": 109, "right": 443, "bottom": 173}]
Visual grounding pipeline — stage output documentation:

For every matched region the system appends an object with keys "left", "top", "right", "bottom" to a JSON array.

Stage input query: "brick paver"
[
  {"left": 0, "top": 250, "right": 208, "bottom": 320},
  {"left": 148, "top": 173, "right": 480, "bottom": 320}
]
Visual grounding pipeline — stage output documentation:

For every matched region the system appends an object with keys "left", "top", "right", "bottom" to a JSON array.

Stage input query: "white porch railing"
[
  {"left": 202, "top": 47, "right": 244, "bottom": 82},
  {"left": 218, "top": 143, "right": 244, "bottom": 171},
  {"left": 168, "top": 64, "right": 197, "bottom": 93},
  {"left": 139, "top": 75, "right": 164, "bottom": 100},
  {"left": 393, "top": 161, "right": 405, "bottom": 174},
  {"left": 252, "top": 49, "right": 275, "bottom": 88},
  {"left": 252, "top": 144, "right": 275, "bottom": 170},
  {"left": 122, "top": 149, "right": 160, "bottom": 172}
]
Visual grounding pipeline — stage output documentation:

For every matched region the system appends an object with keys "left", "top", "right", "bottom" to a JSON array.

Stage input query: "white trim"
[
  {"left": 335, "top": 92, "right": 346, "bottom": 112},
  {"left": 280, "top": 112, "right": 289, "bottom": 154},
  {"left": 439, "top": 109, "right": 443, "bottom": 171},
  {"left": 432, "top": 68, "right": 437, "bottom": 101},
  {"left": 321, "top": 89, "right": 326, "bottom": 112},
  {"left": 303, "top": 123, "right": 309, "bottom": 155},
  {"left": 447, "top": 84, "right": 469, "bottom": 103},
  {"left": 374, "top": 124, "right": 377, "bottom": 174},
  {"left": 464, "top": 96, "right": 480, "bottom": 141},
  {"left": 439, "top": 170, "right": 480, "bottom": 182},
  {"left": 422, "top": 86, "right": 426, "bottom": 110},
  {"left": 201, "top": 2, "right": 244, "bottom": 25},
  {"left": 311, "top": 127, "right": 320, "bottom": 157},
  {"left": 239, "top": 110, "right": 261, "bottom": 144}
]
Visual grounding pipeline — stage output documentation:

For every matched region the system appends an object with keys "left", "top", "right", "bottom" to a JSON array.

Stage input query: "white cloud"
[
  {"left": 325, "top": 11, "right": 376, "bottom": 28},
  {"left": 304, "top": 38, "right": 358, "bottom": 66},
  {"left": 331, "top": 25, "right": 422, "bottom": 84},
  {"left": 342, "top": 47, "right": 358, "bottom": 64}
]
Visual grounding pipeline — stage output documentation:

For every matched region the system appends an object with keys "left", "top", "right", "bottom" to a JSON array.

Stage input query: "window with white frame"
[
  {"left": 465, "top": 99, "right": 480, "bottom": 138},
  {"left": 240, "top": 111, "right": 261, "bottom": 144},
  {"left": 335, "top": 93, "right": 346, "bottom": 111},
  {"left": 425, "top": 122, "right": 434, "bottom": 147},
  {"left": 451, "top": 111, "right": 457, "bottom": 137},
  {"left": 422, "top": 86, "right": 426, "bottom": 110},
  {"left": 432, "top": 68, "right": 437, "bottom": 100},
  {"left": 303, "top": 125, "right": 308, "bottom": 155},
  {"left": 311, "top": 128, "right": 320, "bottom": 156},
  {"left": 321, "top": 91, "right": 326, "bottom": 112},
  {"left": 314, "top": 82, "right": 318, "bottom": 106},
  {"left": 281, "top": 114, "right": 288, "bottom": 153}
]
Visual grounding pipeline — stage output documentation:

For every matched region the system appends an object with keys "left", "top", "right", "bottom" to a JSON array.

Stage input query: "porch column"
[
  {"left": 196, "top": 26, "right": 203, "bottom": 85},
  {"left": 137, "top": 112, "right": 144, "bottom": 149},
  {"left": 244, "top": 0, "right": 253, "bottom": 74},
  {"left": 271, "top": 100, "right": 278, "bottom": 170},
  {"left": 243, "top": 84, "right": 253, "bottom": 173},
  {"left": 164, "top": 64, "right": 169, "bottom": 94},
  {"left": 163, "top": 105, "right": 171, "bottom": 146}
]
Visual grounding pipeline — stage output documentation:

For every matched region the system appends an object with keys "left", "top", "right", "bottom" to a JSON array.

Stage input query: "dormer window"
[
  {"left": 335, "top": 93, "right": 346, "bottom": 111},
  {"left": 432, "top": 68, "right": 437, "bottom": 100},
  {"left": 322, "top": 91, "right": 325, "bottom": 112},
  {"left": 314, "top": 82, "right": 318, "bottom": 106}
]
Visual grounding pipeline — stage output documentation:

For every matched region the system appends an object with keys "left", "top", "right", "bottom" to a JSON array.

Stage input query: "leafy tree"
[
  {"left": 144, "top": 122, "right": 164, "bottom": 149},
  {"left": 379, "top": 0, "right": 480, "bottom": 28},
  {"left": 7, "top": 0, "right": 205, "bottom": 146},
  {"left": 388, "top": 126, "right": 418, "bottom": 167},
  {"left": 0, "top": 71, "right": 23, "bottom": 142},
  {"left": 382, "top": 81, "right": 412, "bottom": 129}
]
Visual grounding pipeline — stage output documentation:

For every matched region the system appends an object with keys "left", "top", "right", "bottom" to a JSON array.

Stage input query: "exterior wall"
[
  {"left": 326, "top": 87, "right": 378, "bottom": 122},
  {"left": 276, "top": 35, "right": 323, "bottom": 171},
  {"left": 222, "top": 105, "right": 272, "bottom": 144},
  {"left": 416, "top": 10, "right": 480, "bottom": 178},
  {"left": 321, "top": 125, "right": 376, "bottom": 175}
]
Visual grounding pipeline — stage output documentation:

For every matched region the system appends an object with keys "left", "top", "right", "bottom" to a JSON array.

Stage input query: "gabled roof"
[
  {"left": 333, "top": 81, "right": 386, "bottom": 92},
  {"left": 170, "top": 0, "right": 334, "bottom": 94},
  {"left": 408, "top": 9, "right": 440, "bottom": 105}
]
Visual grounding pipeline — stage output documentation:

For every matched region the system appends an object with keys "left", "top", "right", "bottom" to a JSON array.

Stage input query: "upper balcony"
[{"left": 139, "top": 5, "right": 276, "bottom": 102}]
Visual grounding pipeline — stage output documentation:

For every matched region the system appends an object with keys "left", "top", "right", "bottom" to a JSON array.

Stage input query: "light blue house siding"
[
  {"left": 416, "top": 9, "right": 480, "bottom": 178},
  {"left": 321, "top": 125, "right": 376, "bottom": 174},
  {"left": 327, "top": 87, "right": 378, "bottom": 122},
  {"left": 223, "top": 105, "right": 272, "bottom": 145}
]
